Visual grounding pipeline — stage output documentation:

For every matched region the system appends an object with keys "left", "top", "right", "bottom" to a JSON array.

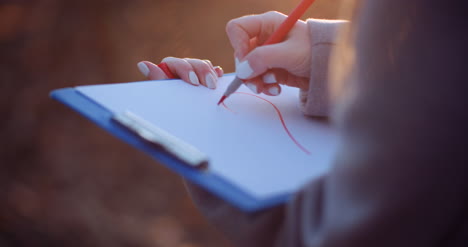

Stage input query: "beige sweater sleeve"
[{"left": 300, "top": 19, "right": 347, "bottom": 117}]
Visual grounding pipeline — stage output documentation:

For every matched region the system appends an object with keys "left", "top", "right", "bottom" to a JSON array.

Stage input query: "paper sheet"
[{"left": 76, "top": 74, "right": 337, "bottom": 199}]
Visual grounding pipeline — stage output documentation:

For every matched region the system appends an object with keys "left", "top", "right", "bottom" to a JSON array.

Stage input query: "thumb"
[{"left": 236, "top": 42, "right": 294, "bottom": 80}]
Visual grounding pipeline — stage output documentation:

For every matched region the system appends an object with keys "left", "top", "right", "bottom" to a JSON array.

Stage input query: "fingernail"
[
  {"left": 205, "top": 74, "right": 216, "bottom": 89},
  {"left": 235, "top": 57, "right": 240, "bottom": 68},
  {"left": 245, "top": 83, "right": 258, "bottom": 94},
  {"left": 236, "top": 60, "right": 253, "bottom": 79},
  {"left": 137, "top": 62, "right": 149, "bottom": 77},
  {"left": 263, "top": 72, "right": 276, "bottom": 84},
  {"left": 268, "top": 86, "right": 280, "bottom": 96},
  {"left": 189, "top": 71, "right": 200, "bottom": 85}
]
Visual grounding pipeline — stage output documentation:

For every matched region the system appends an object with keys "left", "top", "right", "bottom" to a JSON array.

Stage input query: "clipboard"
[{"left": 50, "top": 74, "right": 337, "bottom": 212}]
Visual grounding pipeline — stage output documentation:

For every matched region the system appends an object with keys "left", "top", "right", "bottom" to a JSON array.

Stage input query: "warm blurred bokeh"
[{"left": 0, "top": 0, "right": 345, "bottom": 246}]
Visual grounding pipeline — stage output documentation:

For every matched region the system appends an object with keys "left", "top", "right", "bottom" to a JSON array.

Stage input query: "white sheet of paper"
[{"left": 76, "top": 74, "right": 337, "bottom": 199}]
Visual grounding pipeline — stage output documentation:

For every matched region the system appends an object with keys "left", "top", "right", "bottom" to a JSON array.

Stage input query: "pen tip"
[{"left": 217, "top": 95, "right": 227, "bottom": 106}]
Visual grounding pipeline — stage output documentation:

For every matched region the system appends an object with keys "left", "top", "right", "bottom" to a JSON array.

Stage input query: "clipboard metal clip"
[{"left": 112, "top": 111, "right": 209, "bottom": 170}]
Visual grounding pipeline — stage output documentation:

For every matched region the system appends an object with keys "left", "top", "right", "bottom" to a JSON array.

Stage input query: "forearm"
[{"left": 185, "top": 182, "right": 285, "bottom": 247}]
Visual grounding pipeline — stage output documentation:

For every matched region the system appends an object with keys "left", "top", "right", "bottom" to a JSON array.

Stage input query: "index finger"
[{"left": 225, "top": 11, "right": 287, "bottom": 59}]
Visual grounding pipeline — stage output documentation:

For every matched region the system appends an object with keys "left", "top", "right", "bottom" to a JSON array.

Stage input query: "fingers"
[
  {"left": 138, "top": 61, "right": 168, "bottom": 80},
  {"left": 243, "top": 77, "right": 263, "bottom": 95},
  {"left": 240, "top": 73, "right": 282, "bottom": 96},
  {"left": 227, "top": 12, "right": 311, "bottom": 88},
  {"left": 137, "top": 58, "right": 224, "bottom": 89},
  {"left": 240, "top": 67, "right": 311, "bottom": 96},
  {"left": 214, "top": 66, "right": 224, "bottom": 77},
  {"left": 162, "top": 57, "right": 201, "bottom": 86},
  {"left": 243, "top": 78, "right": 282, "bottom": 96},
  {"left": 138, "top": 58, "right": 283, "bottom": 96},
  {"left": 226, "top": 11, "right": 287, "bottom": 59},
  {"left": 185, "top": 58, "right": 218, "bottom": 89},
  {"left": 263, "top": 83, "right": 282, "bottom": 96},
  {"left": 236, "top": 41, "right": 299, "bottom": 80}
]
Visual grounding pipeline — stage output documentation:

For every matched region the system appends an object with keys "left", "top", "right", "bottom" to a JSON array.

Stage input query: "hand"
[
  {"left": 226, "top": 11, "right": 312, "bottom": 95},
  {"left": 137, "top": 57, "right": 224, "bottom": 89}
]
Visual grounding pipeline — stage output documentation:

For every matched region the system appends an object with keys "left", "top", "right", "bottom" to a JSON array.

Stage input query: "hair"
[{"left": 329, "top": 0, "right": 362, "bottom": 107}]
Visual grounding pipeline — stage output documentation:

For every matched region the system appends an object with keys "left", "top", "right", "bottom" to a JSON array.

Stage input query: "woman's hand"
[
  {"left": 137, "top": 57, "right": 224, "bottom": 89},
  {"left": 137, "top": 11, "right": 312, "bottom": 96},
  {"left": 227, "top": 11, "right": 312, "bottom": 95}
]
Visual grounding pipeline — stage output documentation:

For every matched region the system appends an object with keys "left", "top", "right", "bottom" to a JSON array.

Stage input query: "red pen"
[
  {"left": 157, "top": 62, "right": 176, "bottom": 79},
  {"left": 217, "top": 0, "right": 316, "bottom": 105}
]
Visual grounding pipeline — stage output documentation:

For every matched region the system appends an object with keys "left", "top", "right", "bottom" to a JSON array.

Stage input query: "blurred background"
[{"left": 0, "top": 0, "right": 345, "bottom": 246}]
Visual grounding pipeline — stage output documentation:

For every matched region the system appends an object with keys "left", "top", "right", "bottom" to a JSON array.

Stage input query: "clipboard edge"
[{"left": 50, "top": 87, "right": 290, "bottom": 212}]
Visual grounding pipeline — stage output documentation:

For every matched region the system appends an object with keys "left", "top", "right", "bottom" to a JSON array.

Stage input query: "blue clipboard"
[{"left": 50, "top": 87, "right": 289, "bottom": 212}]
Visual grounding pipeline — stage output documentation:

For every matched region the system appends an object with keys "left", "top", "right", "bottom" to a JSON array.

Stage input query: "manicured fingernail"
[
  {"left": 205, "top": 74, "right": 216, "bottom": 89},
  {"left": 263, "top": 72, "right": 276, "bottom": 83},
  {"left": 268, "top": 86, "right": 280, "bottom": 96},
  {"left": 245, "top": 83, "right": 258, "bottom": 94},
  {"left": 189, "top": 71, "right": 200, "bottom": 85},
  {"left": 137, "top": 62, "right": 149, "bottom": 77},
  {"left": 236, "top": 60, "right": 253, "bottom": 79}
]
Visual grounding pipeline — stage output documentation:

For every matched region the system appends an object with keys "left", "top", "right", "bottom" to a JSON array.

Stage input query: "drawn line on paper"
[{"left": 222, "top": 92, "right": 311, "bottom": 155}]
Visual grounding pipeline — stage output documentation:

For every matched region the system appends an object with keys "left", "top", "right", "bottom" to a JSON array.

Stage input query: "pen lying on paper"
[{"left": 217, "top": 0, "right": 316, "bottom": 105}]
